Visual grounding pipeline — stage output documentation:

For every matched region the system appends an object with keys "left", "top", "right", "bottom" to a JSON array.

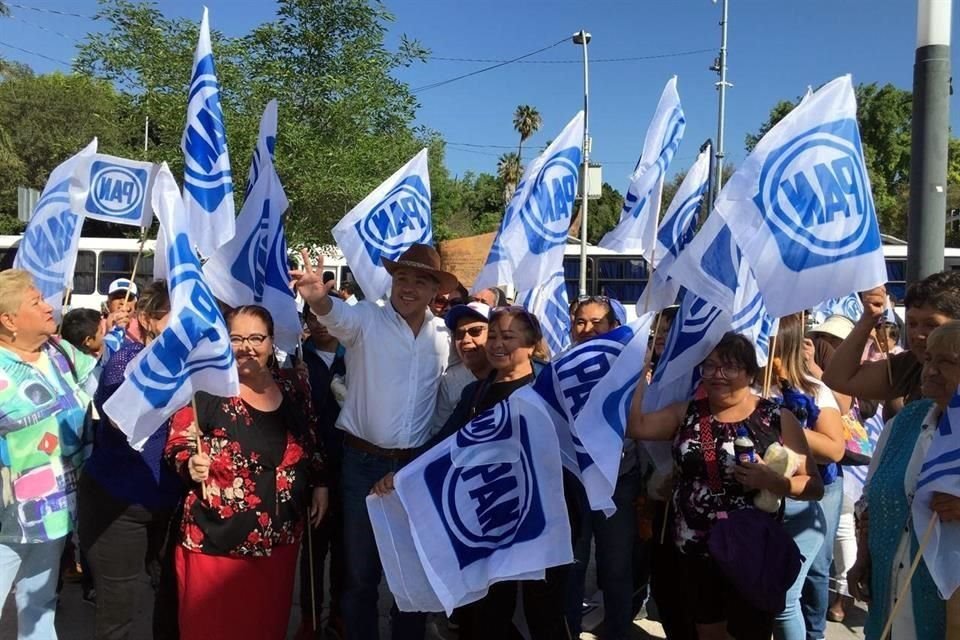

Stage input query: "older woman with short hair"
[
  {"left": 0, "top": 269, "right": 97, "bottom": 640},
  {"left": 849, "top": 320, "right": 960, "bottom": 639}
]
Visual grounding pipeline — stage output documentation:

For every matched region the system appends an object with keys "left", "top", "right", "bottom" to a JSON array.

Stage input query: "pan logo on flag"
[
  {"left": 653, "top": 297, "right": 723, "bottom": 385},
  {"left": 426, "top": 420, "right": 546, "bottom": 568},
  {"left": 754, "top": 119, "right": 879, "bottom": 270},
  {"left": 601, "top": 371, "right": 642, "bottom": 439},
  {"left": 517, "top": 147, "right": 580, "bottom": 255},
  {"left": 19, "top": 182, "right": 78, "bottom": 300},
  {"left": 355, "top": 175, "right": 431, "bottom": 266},
  {"left": 456, "top": 402, "right": 511, "bottom": 448},
  {"left": 85, "top": 161, "right": 148, "bottom": 223},
  {"left": 659, "top": 189, "right": 705, "bottom": 259}
]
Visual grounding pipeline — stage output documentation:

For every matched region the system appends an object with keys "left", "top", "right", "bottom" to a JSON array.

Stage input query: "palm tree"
[
  {"left": 497, "top": 152, "right": 522, "bottom": 206},
  {"left": 513, "top": 105, "right": 542, "bottom": 163}
]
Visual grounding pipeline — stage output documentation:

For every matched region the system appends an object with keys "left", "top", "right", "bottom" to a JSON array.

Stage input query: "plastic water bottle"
[{"left": 734, "top": 426, "right": 756, "bottom": 464}]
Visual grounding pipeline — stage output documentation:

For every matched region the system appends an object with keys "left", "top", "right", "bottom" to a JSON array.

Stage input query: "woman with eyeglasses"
[
  {"left": 164, "top": 305, "right": 328, "bottom": 640},
  {"left": 628, "top": 332, "right": 823, "bottom": 640},
  {"left": 80, "top": 280, "right": 182, "bottom": 640}
]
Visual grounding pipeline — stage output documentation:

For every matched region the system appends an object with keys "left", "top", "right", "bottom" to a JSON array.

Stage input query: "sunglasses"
[{"left": 454, "top": 326, "right": 487, "bottom": 340}]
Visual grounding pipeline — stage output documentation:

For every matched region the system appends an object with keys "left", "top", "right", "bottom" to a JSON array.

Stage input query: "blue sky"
[{"left": 3, "top": 0, "right": 960, "bottom": 185}]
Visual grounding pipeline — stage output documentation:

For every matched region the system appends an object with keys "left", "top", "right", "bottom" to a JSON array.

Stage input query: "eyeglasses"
[
  {"left": 699, "top": 362, "right": 743, "bottom": 380},
  {"left": 229, "top": 334, "right": 270, "bottom": 347},
  {"left": 454, "top": 326, "right": 486, "bottom": 341}
]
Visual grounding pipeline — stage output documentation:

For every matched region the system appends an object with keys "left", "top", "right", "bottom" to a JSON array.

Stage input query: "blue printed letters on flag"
[
  {"left": 14, "top": 140, "right": 96, "bottom": 321},
  {"left": 104, "top": 164, "right": 239, "bottom": 450},
  {"left": 181, "top": 8, "right": 235, "bottom": 257},
  {"left": 203, "top": 101, "right": 300, "bottom": 353},
  {"left": 715, "top": 75, "right": 886, "bottom": 316},
  {"left": 912, "top": 389, "right": 960, "bottom": 599},
  {"left": 669, "top": 211, "right": 742, "bottom": 313},
  {"left": 333, "top": 149, "right": 432, "bottom": 302},
  {"left": 369, "top": 387, "right": 571, "bottom": 613},
  {"left": 516, "top": 272, "right": 571, "bottom": 359},
  {"left": 599, "top": 77, "right": 685, "bottom": 256},
  {"left": 473, "top": 112, "right": 583, "bottom": 293}
]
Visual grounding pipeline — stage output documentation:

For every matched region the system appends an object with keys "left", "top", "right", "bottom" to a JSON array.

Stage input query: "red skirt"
[{"left": 175, "top": 542, "right": 300, "bottom": 640}]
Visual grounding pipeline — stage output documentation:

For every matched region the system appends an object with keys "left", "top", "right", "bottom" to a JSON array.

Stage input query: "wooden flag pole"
[
  {"left": 763, "top": 332, "right": 779, "bottom": 398},
  {"left": 880, "top": 512, "right": 938, "bottom": 640},
  {"left": 639, "top": 244, "right": 659, "bottom": 316},
  {"left": 191, "top": 396, "right": 207, "bottom": 502},
  {"left": 876, "top": 324, "right": 894, "bottom": 386},
  {"left": 643, "top": 312, "right": 664, "bottom": 378},
  {"left": 123, "top": 229, "right": 149, "bottom": 308}
]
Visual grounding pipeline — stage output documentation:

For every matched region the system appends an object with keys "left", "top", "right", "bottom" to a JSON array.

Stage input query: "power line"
[
  {"left": 429, "top": 48, "right": 715, "bottom": 65},
  {"left": 0, "top": 40, "right": 72, "bottom": 66},
  {"left": 7, "top": 3, "right": 97, "bottom": 20},
  {"left": 8, "top": 15, "right": 80, "bottom": 40},
  {"left": 412, "top": 36, "right": 568, "bottom": 93}
]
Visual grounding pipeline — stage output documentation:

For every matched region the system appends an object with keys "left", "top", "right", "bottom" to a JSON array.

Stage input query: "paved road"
[{"left": 2, "top": 563, "right": 868, "bottom": 639}]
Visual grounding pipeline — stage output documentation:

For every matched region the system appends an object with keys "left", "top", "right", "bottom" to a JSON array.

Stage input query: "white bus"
[{"left": 0, "top": 236, "right": 354, "bottom": 312}]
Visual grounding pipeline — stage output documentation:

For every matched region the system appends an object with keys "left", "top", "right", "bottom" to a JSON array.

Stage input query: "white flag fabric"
[
  {"left": 332, "top": 149, "right": 432, "bottom": 302},
  {"left": 533, "top": 318, "right": 653, "bottom": 514},
  {"left": 912, "top": 390, "right": 960, "bottom": 599},
  {"left": 69, "top": 153, "right": 156, "bottom": 228},
  {"left": 599, "top": 78, "right": 685, "bottom": 256},
  {"left": 714, "top": 75, "right": 886, "bottom": 317},
  {"left": 473, "top": 112, "right": 584, "bottom": 293},
  {"left": 204, "top": 101, "right": 300, "bottom": 353},
  {"left": 515, "top": 271, "right": 571, "bottom": 359},
  {"left": 368, "top": 385, "right": 572, "bottom": 613},
  {"left": 639, "top": 145, "right": 712, "bottom": 314},
  {"left": 181, "top": 7, "right": 236, "bottom": 258},
  {"left": 729, "top": 261, "right": 778, "bottom": 368},
  {"left": 104, "top": 164, "right": 239, "bottom": 449},
  {"left": 669, "top": 210, "right": 743, "bottom": 314},
  {"left": 643, "top": 289, "right": 729, "bottom": 413},
  {"left": 14, "top": 140, "right": 97, "bottom": 321},
  {"left": 811, "top": 293, "right": 864, "bottom": 324}
]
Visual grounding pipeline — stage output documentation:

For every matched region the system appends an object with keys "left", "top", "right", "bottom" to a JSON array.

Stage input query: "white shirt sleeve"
[
  {"left": 314, "top": 297, "right": 366, "bottom": 348},
  {"left": 809, "top": 376, "right": 840, "bottom": 412}
]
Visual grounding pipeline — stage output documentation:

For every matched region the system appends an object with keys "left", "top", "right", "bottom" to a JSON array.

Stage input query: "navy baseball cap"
[{"left": 444, "top": 301, "right": 491, "bottom": 331}]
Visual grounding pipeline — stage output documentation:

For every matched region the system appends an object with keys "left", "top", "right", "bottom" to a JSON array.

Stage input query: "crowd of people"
[{"left": 0, "top": 243, "right": 959, "bottom": 640}]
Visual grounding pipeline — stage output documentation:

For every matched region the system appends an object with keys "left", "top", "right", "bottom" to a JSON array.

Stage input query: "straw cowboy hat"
[{"left": 381, "top": 244, "right": 460, "bottom": 294}]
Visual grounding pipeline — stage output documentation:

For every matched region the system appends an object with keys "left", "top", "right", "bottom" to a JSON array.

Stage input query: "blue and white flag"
[
  {"left": 533, "top": 317, "right": 653, "bottom": 514},
  {"left": 730, "top": 261, "right": 778, "bottom": 368},
  {"left": 913, "top": 389, "right": 960, "bottom": 599},
  {"left": 811, "top": 292, "right": 864, "bottom": 324},
  {"left": 640, "top": 145, "right": 712, "bottom": 314},
  {"left": 182, "top": 7, "right": 235, "bottom": 258},
  {"left": 714, "top": 75, "right": 886, "bottom": 317},
  {"left": 669, "top": 210, "right": 743, "bottom": 313},
  {"left": 104, "top": 164, "right": 239, "bottom": 450},
  {"left": 69, "top": 153, "right": 156, "bottom": 228},
  {"left": 14, "top": 140, "right": 97, "bottom": 322},
  {"left": 643, "top": 289, "right": 730, "bottom": 414},
  {"left": 516, "top": 271, "right": 571, "bottom": 359},
  {"left": 368, "top": 385, "right": 572, "bottom": 613},
  {"left": 333, "top": 149, "right": 432, "bottom": 302},
  {"left": 473, "top": 112, "right": 584, "bottom": 293},
  {"left": 599, "top": 78, "right": 685, "bottom": 257},
  {"left": 204, "top": 101, "right": 300, "bottom": 353}
]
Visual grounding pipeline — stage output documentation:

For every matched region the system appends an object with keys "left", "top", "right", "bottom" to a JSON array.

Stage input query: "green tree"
[
  {"left": 497, "top": 152, "right": 522, "bottom": 207},
  {"left": 0, "top": 71, "right": 141, "bottom": 233},
  {"left": 513, "top": 104, "right": 542, "bottom": 164},
  {"left": 586, "top": 182, "right": 624, "bottom": 244},
  {"left": 73, "top": 0, "right": 431, "bottom": 246}
]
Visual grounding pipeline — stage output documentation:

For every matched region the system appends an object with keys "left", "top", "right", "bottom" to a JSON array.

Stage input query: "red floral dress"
[{"left": 165, "top": 369, "right": 326, "bottom": 557}]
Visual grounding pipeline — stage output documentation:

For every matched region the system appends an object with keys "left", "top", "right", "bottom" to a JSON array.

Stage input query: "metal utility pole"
[
  {"left": 143, "top": 116, "right": 150, "bottom": 155},
  {"left": 710, "top": 0, "right": 731, "bottom": 208},
  {"left": 907, "top": 0, "right": 951, "bottom": 284},
  {"left": 573, "top": 29, "right": 591, "bottom": 297}
]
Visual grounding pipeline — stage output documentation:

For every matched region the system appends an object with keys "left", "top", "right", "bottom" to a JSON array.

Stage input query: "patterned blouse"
[
  {"left": 165, "top": 368, "right": 326, "bottom": 557},
  {"left": 672, "top": 397, "right": 782, "bottom": 556}
]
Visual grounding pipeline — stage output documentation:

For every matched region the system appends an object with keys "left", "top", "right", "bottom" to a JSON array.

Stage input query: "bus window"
[
  {"left": 98, "top": 251, "right": 156, "bottom": 293},
  {"left": 73, "top": 251, "right": 96, "bottom": 294},
  {"left": 597, "top": 257, "right": 647, "bottom": 303},
  {"left": 0, "top": 247, "right": 16, "bottom": 270},
  {"left": 562, "top": 256, "right": 593, "bottom": 299},
  {"left": 885, "top": 259, "right": 907, "bottom": 304}
]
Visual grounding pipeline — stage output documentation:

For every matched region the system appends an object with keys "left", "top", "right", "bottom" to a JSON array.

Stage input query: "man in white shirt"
[{"left": 292, "top": 243, "right": 458, "bottom": 640}]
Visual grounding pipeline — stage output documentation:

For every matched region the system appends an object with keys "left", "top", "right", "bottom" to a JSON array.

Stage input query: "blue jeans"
[
  {"left": 565, "top": 467, "right": 641, "bottom": 640},
  {"left": 340, "top": 445, "right": 425, "bottom": 640},
  {"left": 801, "top": 479, "right": 843, "bottom": 640},
  {"left": 773, "top": 499, "right": 826, "bottom": 640},
  {"left": 0, "top": 537, "right": 66, "bottom": 640}
]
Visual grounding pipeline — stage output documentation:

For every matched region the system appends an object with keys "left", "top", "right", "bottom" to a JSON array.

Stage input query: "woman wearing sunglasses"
[
  {"left": 628, "top": 332, "right": 823, "bottom": 640},
  {"left": 164, "top": 305, "right": 328, "bottom": 640}
]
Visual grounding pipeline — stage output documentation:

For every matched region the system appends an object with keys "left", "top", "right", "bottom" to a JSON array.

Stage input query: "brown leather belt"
[{"left": 344, "top": 433, "right": 415, "bottom": 462}]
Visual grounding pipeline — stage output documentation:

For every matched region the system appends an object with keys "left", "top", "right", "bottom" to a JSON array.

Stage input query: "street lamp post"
[
  {"left": 907, "top": 0, "right": 952, "bottom": 284},
  {"left": 710, "top": 0, "right": 731, "bottom": 207},
  {"left": 573, "top": 29, "right": 591, "bottom": 297}
]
